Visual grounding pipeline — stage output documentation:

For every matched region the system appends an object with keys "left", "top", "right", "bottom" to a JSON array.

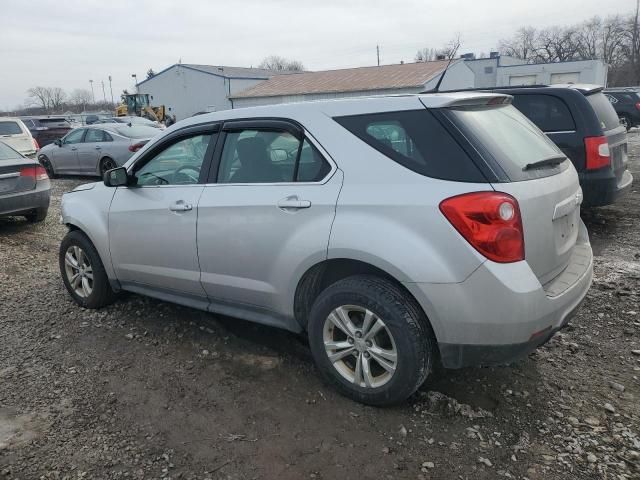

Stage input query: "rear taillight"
[
  {"left": 20, "top": 166, "right": 48, "bottom": 181},
  {"left": 439, "top": 192, "right": 525, "bottom": 263},
  {"left": 128, "top": 141, "right": 146, "bottom": 152},
  {"left": 584, "top": 136, "right": 610, "bottom": 170},
  {"left": 635, "top": 102, "right": 640, "bottom": 111},
  {"left": 33, "top": 138, "right": 40, "bottom": 151}
]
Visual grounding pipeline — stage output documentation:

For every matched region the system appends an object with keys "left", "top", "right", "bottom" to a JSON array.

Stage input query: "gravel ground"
[{"left": 1, "top": 133, "right": 639, "bottom": 480}]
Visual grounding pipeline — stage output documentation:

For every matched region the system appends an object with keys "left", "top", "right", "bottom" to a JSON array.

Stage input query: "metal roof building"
[
  {"left": 230, "top": 60, "right": 474, "bottom": 108},
  {"left": 136, "top": 64, "right": 283, "bottom": 120}
]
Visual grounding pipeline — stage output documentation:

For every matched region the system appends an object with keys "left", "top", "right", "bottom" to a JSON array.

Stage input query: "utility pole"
[
  {"left": 131, "top": 74, "right": 138, "bottom": 93},
  {"left": 101, "top": 80, "right": 107, "bottom": 103},
  {"left": 376, "top": 45, "right": 380, "bottom": 66},
  {"left": 89, "top": 80, "right": 95, "bottom": 104},
  {"left": 108, "top": 75, "right": 114, "bottom": 105}
]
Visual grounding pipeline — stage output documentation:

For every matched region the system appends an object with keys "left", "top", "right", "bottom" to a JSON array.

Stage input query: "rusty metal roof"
[{"left": 230, "top": 61, "right": 450, "bottom": 99}]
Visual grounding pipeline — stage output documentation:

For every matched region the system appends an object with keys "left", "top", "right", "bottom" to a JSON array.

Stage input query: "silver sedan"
[{"left": 37, "top": 124, "right": 160, "bottom": 178}]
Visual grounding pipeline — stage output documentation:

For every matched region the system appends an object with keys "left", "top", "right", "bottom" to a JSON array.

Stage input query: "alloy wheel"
[
  {"left": 323, "top": 305, "right": 398, "bottom": 388},
  {"left": 64, "top": 246, "right": 93, "bottom": 298}
]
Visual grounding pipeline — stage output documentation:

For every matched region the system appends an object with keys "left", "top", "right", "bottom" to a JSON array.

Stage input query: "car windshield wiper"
[{"left": 522, "top": 155, "right": 567, "bottom": 171}]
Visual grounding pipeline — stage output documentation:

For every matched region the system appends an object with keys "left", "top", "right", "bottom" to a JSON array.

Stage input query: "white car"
[{"left": 0, "top": 117, "right": 39, "bottom": 157}]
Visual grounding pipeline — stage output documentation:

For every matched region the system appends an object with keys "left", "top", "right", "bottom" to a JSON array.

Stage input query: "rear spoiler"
[{"left": 421, "top": 93, "right": 513, "bottom": 108}]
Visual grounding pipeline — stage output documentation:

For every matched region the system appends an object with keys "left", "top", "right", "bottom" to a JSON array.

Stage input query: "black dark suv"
[
  {"left": 604, "top": 88, "right": 640, "bottom": 131},
  {"left": 20, "top": 117, "right": 72, "bottom": 148},
  {"left": 479, "top": 85, "right": 632, "bottom": 207}
]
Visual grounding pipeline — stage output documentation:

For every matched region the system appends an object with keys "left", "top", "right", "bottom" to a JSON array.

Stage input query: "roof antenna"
[{"left": 422, "top": 40, "right": 461, "bottom": 94}]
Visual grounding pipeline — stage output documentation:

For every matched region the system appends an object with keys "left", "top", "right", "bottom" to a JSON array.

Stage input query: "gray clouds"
[{"left": 0, "top": 0, "right": 629, "bottom": 108}]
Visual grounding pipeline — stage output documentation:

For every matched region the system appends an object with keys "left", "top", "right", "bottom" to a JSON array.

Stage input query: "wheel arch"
[{"left": 293, "top": 258, "right": 441, "bottom": 347}]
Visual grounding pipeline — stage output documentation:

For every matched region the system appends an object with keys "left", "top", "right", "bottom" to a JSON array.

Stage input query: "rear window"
[
  {"left": 587, "top": 92, "right": 622, "bottom": 131},
  {"left": 0, "top": 121, "right": 23, "bottom": 135},
  {"left": 38, "top": 118, "right": 71, "bottom": 128},
  {"left": 114, "top": 125, "right": 159, "bottom": 139},
  {"left": 445, "top": 104, "right": 566, "bottom": 181},
  {"left": 334, "top": 109, "right": 485, "bottom": 182},
  {"left": 511, "top": 94, "right": 575, "bottom": 132},
  {"left": 0, "top": 142, "right": 23, "bottom": 160}
]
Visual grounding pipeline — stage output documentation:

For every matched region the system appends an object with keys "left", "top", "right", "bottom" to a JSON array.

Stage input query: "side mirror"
[
  {"left": 103, "top": 166, "right": 129, "bottom": 187},
  {"left": 54, "top": 139, "right": 62, "bottom": 147}
]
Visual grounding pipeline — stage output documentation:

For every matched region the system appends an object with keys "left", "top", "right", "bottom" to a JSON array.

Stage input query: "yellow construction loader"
[{"left": 116, "top": 93, "right": 167, "bottom": 122}]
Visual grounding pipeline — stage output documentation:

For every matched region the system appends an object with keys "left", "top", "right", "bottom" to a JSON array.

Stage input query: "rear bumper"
[
  {"left": 404, "top": 222, "right": 593, "bottom": 369},
  {"left": 0, "top": 182, "right": 51, "bottom": 217},
  {"left": 581, "top": 168, "right": 633, "bottom": 207}
]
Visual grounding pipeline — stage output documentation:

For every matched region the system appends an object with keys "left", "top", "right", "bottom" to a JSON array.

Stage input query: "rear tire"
[
  {"left": 622, "top": 115, "right": 632, "bottom": 132},
  {"left": 99, "top": 157, "right": 117, "bottom": 177},
  {"left": 39, "top": 155, "right": 56, "bottom": 179},
  {"left": 59, "top": 230, "right": 117, "bottom": 309},
  {"left": 25, "top": 208, "right": 47, "bottom": 223},
  {"left": 308, "top": 275, "right": 435, "bottom": 406}
]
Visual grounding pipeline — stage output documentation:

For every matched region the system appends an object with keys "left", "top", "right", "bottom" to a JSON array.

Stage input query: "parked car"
[
  {"left": 20, "top": 117, "right": 72, "bottom": 147},
  {"left": 97, "top": 116, "right": 166, "bottom": 129},
  {"left": 0, "top": 141, "right": 50, "bottom": 222},
  {"left": 0, "top": 117, "right": 39, "bottom": 157},
  {"left": 38, "top": 124, "right": 160, "bottom": 178},
  {"left": 604, "top": 88, "right": 640, "bottom": 131},
  {"left": 480, "top": 84, "right": 632, "bottom": 207},
  {"left": 59, "top": 93, "right": 593, "bottom": 405}
]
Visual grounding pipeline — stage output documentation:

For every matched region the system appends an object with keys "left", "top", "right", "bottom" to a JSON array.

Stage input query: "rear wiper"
[{"left": 523, "top": 155, "right": 567, "bottom": 171}]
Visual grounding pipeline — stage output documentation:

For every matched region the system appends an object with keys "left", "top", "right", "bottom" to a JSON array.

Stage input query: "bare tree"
[
  {"left": 258, "top": 55, "right": 305, "bottom": 72},
  {"left": 26, "top": 86, "right": 52, "bottom": 111},
  {"left": 415, "top": 47, "right": 437, "bottom": 62},
  {"left": 498, "top": 27, "right": 538, "bottom": 62},
  {"left": 439, "top": 34, "right": 462, "bottom": 60},
  {"left": 576, "top": 17, "right": 602, "bottom": 60},
  {"left": 535, "top": 26, "right": 581, "bottom": 62},
  {"left": 49, "top": 87, "right": 66, "bottom": 111},
  {"left": 68, "top": 89, "right": 93, "bottom": 109},
  {"left": 146, "top": 68, "right": 156, "bottom": 79}
]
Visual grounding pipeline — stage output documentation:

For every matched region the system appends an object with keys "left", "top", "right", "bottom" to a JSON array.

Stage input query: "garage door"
[
  {"left": 550, "top": 72, "right": 579, "bottom": 84},
  {"left": 509, "top": 75, "right": 538, "bottom": 86}
]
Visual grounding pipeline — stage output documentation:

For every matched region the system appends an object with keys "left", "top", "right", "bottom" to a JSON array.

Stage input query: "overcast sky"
[{"left": 0, "top": 0, "right": 634, "bottom": 110}]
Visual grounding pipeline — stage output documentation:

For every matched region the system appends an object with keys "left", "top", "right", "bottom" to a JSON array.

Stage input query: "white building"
[
  {"left": 136, "top": 64, "right": 282, "bottom": 120},
  {"left": 495, "top": 59, "right": 608, "bottom": 87}
]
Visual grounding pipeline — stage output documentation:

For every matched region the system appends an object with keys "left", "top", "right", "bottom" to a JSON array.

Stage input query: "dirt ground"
[{"left": 1, "top": 133, "right": 639, "bottom": 480}]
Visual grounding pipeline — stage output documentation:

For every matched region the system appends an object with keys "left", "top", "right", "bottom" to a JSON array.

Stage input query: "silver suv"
[{"left": 59, "top": 93, "right": 593, "bottom": 405}]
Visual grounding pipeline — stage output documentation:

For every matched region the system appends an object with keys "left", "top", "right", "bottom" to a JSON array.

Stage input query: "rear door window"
[
  {"left": 511, "top": 94, "right": 575, "bottom": 132},
  {"left": 445, "top": 104, "right": 568, "bottom": 182},
  {"left": 334, "top": 109, "right": 486, "bottom": 182},
  {"left": 586, "top": 92, "right": 623, "bottom": 132},
  {"left": 0, "top": 122, "right": 24, "bottom": 135},
  {"left": 84, "top": 129, "right": 107, "bottom": 143}
]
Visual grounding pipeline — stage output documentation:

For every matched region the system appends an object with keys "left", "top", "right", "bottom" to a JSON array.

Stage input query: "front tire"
[
  {"left": 39, "top": 155, "right": 56, "bottom": 179},
  {"left": 308, "top": 275, "right": 435, "bottom": 406},
  {"left": 59, "top": 230, "right": 117, "bottom": 308}
]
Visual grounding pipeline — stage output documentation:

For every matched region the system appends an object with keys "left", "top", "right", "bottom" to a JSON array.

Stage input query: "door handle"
[
  {"left": 71, "top": 147, "right": 77, "bottom": 151},
  {"left": 169, "top": 201, "right": 193, "bottom": 212},
  {"left": 95, "top": 146, "right": 102, "bottom": 150},
  {"left": 277, "top": 196, "right": 311, "bottom": 210}
]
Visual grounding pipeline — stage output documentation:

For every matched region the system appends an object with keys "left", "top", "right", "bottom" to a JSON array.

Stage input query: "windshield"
[
  {"left": 587, "top": 92, "right": 622, "bottom": 132},
  {"left": 0, "top": 141, "right": 23, "bottom": 160},
  {"left": 446, "top": 104, "right": 566, "bottom": 181},
  {"left": 0, "top": 121, "right": 23, "bottom": 135},
  {"left": 115, "top": 125, "right": 159, "bottom": 139}
]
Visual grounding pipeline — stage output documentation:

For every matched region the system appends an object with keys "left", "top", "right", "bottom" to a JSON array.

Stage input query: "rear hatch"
[
  {"left": 0, "top": 120, "right": 35, "bottom": 156},
  {"left": 443, "top": 102, "right": 584, "bottom": 285},
  {"left": 0, "top": 142, "right": 37, "bottom": 195},
  {"left": 585, "top": 91, "right": 628, "bottom": 186},
  {"left": 34, "top": 118, "right": 72, "bottom": 146}
]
